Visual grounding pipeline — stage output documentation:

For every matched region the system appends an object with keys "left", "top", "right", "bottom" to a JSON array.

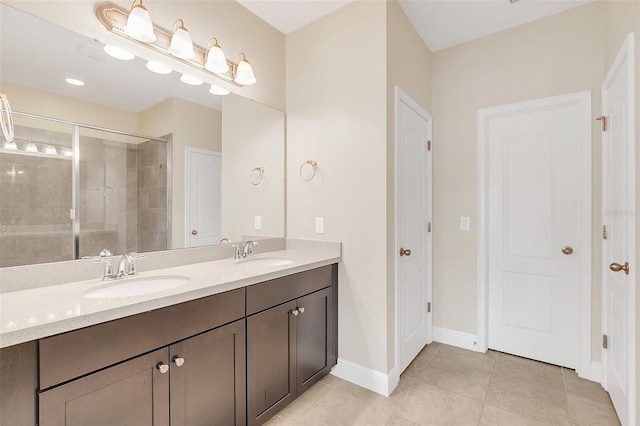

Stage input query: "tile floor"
[{"left": 265, "top": 343, "right": 620, "bottom": 426}]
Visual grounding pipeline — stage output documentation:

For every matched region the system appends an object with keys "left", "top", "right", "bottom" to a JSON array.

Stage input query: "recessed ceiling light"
[
  {"left": 146, "top": 60, "right": 172, "bottom": 75},
  {"left": 209, "top": 84, "right": 230, "bottom": 96},
  {"left": 65, "top": 78, "right": 85, "bottom": 86},
  {"left": 180, "top": 74, "right": 203, "bottom": 86},
  {"left": 103, "top": 45, "right": 135, "bottom": 60}
]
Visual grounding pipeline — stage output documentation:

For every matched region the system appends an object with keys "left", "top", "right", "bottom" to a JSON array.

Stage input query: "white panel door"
[
  {"left": 487, "top": 102, "right": 581, "bottom": 368},
  {"left": 186, "top": 148, "right": 221, "bottom": 248},
  {"left": 397, "top": 91, "right": 431, "bottom": 374},
  {"left": 602, "top": 34, "right": 635, "bottom": 426}
]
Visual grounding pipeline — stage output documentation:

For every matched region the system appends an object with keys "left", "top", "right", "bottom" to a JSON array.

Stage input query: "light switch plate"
[
  {"left": 254, "top": 216, "right": 262, "bottom": 230},
  {"left": 315, "top": 217, "right": 325, "bottom": 234},
  {"left": 460, "top": 217, "right": 470, "bottom": 231}
]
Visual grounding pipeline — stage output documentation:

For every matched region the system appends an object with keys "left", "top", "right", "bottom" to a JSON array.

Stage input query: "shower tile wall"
[{"left": 136, "top": 140, "right": 168, "bottom": 253}]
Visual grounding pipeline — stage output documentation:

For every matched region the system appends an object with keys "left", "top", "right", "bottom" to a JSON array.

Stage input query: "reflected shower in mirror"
[{"left": 0, "top": 3, "right": 285, "bottom": 268}]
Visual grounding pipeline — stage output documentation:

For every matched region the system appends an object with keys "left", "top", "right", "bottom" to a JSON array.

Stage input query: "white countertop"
[{"left": 0, "top": 249, "right": 340, "bottom": 348}]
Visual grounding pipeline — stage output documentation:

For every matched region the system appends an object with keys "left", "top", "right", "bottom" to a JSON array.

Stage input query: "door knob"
[
  {"left": 191, "top": 230, "right": 198, "bottom": 235},
  {"left": 172, "top": 356, "right": 185, "bottom": 367},
  {"left": 561, "top": 246, "right": 574, "bottom": 255},
  {"left": 399, "top": 248, "right": 412, "bottom": 257},
  {"left": 610, "top": 262, "right": 630, "bottom": 275},
  {"left": 156, "top": 363, "right": 169, "bottom": 374}
]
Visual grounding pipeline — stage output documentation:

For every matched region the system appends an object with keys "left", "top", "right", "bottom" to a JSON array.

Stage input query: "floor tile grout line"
[
  {"left": 476, "top": 349, "right": 500, "bottom": 425},
  {"left": 561, "top": 367, "right": 576, "bottom": 426}
]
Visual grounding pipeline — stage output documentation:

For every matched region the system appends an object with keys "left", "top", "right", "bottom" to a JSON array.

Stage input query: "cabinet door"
[
  {"left": 39, "top": 348, "right": 169, "bottom": 426},
  {"left": 169, "top": 319, "right": 246, "bottom": 426},
  {"left": 247, "top": 301, "right": 297, "bottom": 426},
  {"left": 296, "top": 287, "right": 333, "bottom": 394}
]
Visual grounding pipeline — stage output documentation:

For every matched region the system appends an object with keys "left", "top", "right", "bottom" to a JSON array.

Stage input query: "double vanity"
[{"left": 0, "top": 240, "right": 340, "bottom": 425}]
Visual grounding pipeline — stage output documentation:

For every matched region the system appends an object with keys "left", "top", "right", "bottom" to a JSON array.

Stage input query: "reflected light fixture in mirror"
[
  {"left": 233, "top": 53, "right": 257, "bottom": 86},
  {"left": 25, "top": 141, "right": 38, "bottom": 153},
  {"left": 104, "top": 44, "right": 135, "bottom": 60},
  {"left": 204, "top": 38, "right": 229, "bottom": 74},
  {"left": 168, "top": 19, "right": 195, "bottom": 60},
  {"left": 180, "top": 74, "right": 203, "bottom": 86},
  {"left": 65, "top": 78, "right": 85, "bottom": 86},
  {"left": 146, "top": 60, "right": 172, "bottom": 74},
  {"left": 123, "top": 0, "right": 156, "bottom": 42},
  {"left": 209, "top": 84, "right": 230, "bottom": 96}
]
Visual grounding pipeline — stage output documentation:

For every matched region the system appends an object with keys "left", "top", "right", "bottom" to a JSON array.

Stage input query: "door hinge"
[
  {"left": 427, "top": 140, "right": 431, "bottom": 151},
  {"left": 596, "top": 115, "right": 607, "bottom": 132},
  {"left": 428, "top": 222, "right": 432, "bottom": 233},
  {"left": 602, "top": 225, "right": 608, "bottom": 240},
  {"left": 603, "top": 334, "right": 608, "bottom": 349},
  {"left": 427, "top": 302, "right": 431, "bottom": 313}
]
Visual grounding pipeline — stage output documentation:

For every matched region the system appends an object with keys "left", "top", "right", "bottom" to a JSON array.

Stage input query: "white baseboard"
[
  {"left": 433, "top": 326, "right": 480, "bottom": 352},
  {"left": 330, "top": 359, "right": 398, "bottom": 397},
  {"left": 578, "top": 361, "right": 602, "bottom": 383}
]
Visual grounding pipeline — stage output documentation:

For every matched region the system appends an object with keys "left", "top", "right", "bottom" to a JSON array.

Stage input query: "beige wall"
[
  {"left": 385, "top": 0, "right": 432, "bottom": 372},
  {"left": 5, "top": 0, "right": 286, "bottom": 111},
  {"left": 221, "top": 94, "right": 285, "bottom": 242},
  {"left": 601, "top": 1, "right": 640, "bottom": 421},
  {"left": 431, "top": 2, "right": 606, "bottom": 361},
  {"left": 287, "top": 1, "right": 389, "bottom": 373},
  {"left": 138, "top": 97, "right": 222, "bottom": 249}
]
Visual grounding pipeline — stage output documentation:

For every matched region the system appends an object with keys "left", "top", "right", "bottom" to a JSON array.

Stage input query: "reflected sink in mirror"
[
  {"left": 83, "top": 275, "right": 190, "bottom": 299},
  {"left": 236, "top": 257, "right": 294, "bottom": 268}
]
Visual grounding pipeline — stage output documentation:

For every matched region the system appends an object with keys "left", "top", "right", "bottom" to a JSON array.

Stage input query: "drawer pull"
[
  {"left": 290, "top": 309, "right": 299, "bottom": 316},
  {"left": 156, "top": 363, "right": 169, "bottom": 374},
  {"left": 172, "top": 356, "right": 185, "bottom": 367},
  {"left": 298, "top": 307, "right": 305, "bottom": 314}
]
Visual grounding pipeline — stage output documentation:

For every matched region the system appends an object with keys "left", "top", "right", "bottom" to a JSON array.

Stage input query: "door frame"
[
  {"left": 476, "top": 91, "right": 593, "bottom": 378},
  {"left": 601, "top": 32, "right": 636, "bottom": 424},
  {"left": 394, "top": 86, "right": 433, "bottom": 384},
  {"left": 184, "top": 146, "right": 222, "bottom": 247}
]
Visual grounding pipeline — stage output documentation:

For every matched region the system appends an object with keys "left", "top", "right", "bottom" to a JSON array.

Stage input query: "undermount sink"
[
  {"left": 83, "top": 275, "right": 190, "bottom": 299},
  {"left": 237, "top": 257, "right": 295, "bottom": 268}
]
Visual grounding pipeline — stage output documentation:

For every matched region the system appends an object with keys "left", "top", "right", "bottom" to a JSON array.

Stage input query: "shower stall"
[{"left": 0, "top": 112, "right": 170, "bottom": 267}]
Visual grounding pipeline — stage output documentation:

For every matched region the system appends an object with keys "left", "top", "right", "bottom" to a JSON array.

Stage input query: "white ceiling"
[{"left": 236, "top": 0, "right": 592, "bottom": 51}]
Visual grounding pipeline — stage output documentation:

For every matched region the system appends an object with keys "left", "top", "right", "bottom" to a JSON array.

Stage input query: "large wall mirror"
[{"left": 0, "top": 3, "right": 285, "bottom": 268}]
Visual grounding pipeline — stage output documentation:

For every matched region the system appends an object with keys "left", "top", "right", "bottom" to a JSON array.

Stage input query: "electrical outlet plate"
[
  {"left": 254, "top": 216, "right": 262, "bottom": 230},
  {"left": 315, "top": 217, "right": 325, "bottom": 234}
]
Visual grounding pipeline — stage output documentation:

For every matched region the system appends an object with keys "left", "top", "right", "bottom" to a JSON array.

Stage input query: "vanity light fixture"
[
  {"left": 168, "top": 19, "right": 195, "bottom": 60},
  {"left": 123, "top": 0, "right": 156, "bottom": 42},
  {"left": 65, "top": 78, "right": 85, "bottom": 86},
  {"left": 209, "top": 84, "right": 230, "bottom": 96},
  {"left": 25, "top": 140, "right": 38, "bottom": 153},
  {"left": 44, "top": 143, "right": 57, "bottom": 155},
  {"left": 233, "top": 53, "right": 257, "bottom": 86},
  {"left": 96, "top": 3, "right": 256, "bottom": 88},
  {"left": 63, "top": 148, "right": 73, "bottom": 157},
  {"left": 104, "top": 44, "right": 135, "bottom": 60},
  {"left": 180, "top": 74, "right": 203, "bottom": 86},
  {"left": 2, "top": 140, "right": 17, "bottom": 150},
  {"left": 204, "top": 38, "right": 229, "bottom": 74},
  {"left": 146, "top": 60, "right": 172, "bottom": 74}
]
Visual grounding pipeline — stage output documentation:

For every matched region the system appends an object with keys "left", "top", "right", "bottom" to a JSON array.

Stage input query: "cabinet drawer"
[
  {"left": 40, "top": 288, "right": 244, "bottom": 389},
  {"left": 246, "top": 266, "right": 333, "bottom": 316}
]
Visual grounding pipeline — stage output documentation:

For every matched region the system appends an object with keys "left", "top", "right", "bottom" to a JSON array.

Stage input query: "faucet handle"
[{"left": 83, "top": 248, "right": 115, "bottom": 263}]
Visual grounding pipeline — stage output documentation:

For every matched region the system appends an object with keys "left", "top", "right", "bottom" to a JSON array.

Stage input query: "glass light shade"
[
  {"left": 104, "top": 45, "right": 135, "bottom": 61},
  {"left": 146, "top": 61, "right": 172, "bottom": 74},
  {"left": 63, "top": 148, "right": 73, "bottom": 157},
  {"left": 44, "top": 144, "right": 57, "bottom": 155},
  {"left": 234, "top": 56, "right": 256, "bottom": 85},
  {"left": 204, "top": 42, "right": 229, "bottom": 74},
  {"left": 168, "top": 22, "right": 195, "bottom": 60},
  {"left": 25, "top": 142, "right": 38, "bottom": 153},
  {"left": 3, "top": 140, "right": 17, "bottom": 150},
  {"left": 123, "top": 3, "right": 156, "bottom": 43},
  {"left": 180, "top": 74, "right": 203, "bottom": 86},
  {"left": 209, "top": 84, "right": 230, "bottom": 96}
]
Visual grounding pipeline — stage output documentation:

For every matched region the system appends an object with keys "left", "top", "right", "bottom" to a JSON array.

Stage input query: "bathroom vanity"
[{"left": 0, "top": 246, "right": 339, "bottom": 426}]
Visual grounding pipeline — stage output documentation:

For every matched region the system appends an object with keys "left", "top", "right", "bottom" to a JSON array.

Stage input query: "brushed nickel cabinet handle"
[
  {"left": 172, "top": 356, "right": 185, "bottom": 367},
  {"left": 156, "top": 363, "right": 169, "bottom": 374}
]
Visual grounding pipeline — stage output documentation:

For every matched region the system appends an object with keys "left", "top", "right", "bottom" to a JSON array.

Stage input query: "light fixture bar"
[{"left": 96, "top": 3, "right": 242, "bottom": 87}]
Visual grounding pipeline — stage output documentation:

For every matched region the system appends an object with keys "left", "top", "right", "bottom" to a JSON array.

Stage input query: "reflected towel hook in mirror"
[
  {"left": 250, "top": 166, "right": 265, "bottom": 186},
  {"left": 299, "top": 160, "right": 317, "bottom": 182}
]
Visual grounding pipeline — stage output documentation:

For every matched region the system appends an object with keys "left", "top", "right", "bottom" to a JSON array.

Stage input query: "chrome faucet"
[
  {"left": 87, "top": 249, "right": 144, "bottom": 280},
  {"left": 116, "top": 253, "right": 137, "bottom": 278},
  {"left": 233, "top": 240, "right": 259, "bottom": 261}
]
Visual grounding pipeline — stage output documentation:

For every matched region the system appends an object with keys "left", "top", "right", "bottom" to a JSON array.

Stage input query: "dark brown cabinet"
[{"left": 247, "top": 267, "right": 336, "bottom": 425}]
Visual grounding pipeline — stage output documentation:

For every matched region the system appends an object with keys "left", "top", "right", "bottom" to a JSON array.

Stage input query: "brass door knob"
[
  {"left": 191, "top": 230, "right": 198, "bottom": 235},
  {"left": 561, "top": 246, "right": 574, "bottom": 255},
  {"left": 399, "top": 248, "right": 412, "bottom": 257},
  {"left": 610, "top": 262, "right": 630, "bottom": 275}
]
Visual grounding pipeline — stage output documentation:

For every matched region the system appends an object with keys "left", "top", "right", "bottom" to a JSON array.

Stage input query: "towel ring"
[
  {"left": 250, "top": 166, "right": 265, "bottom": 186},
  {"left": 299, "top": 160, "right": 317, "bottom": 182},
  {"left": 0, "top": 93, "right": 15, "bottom": 144}
]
